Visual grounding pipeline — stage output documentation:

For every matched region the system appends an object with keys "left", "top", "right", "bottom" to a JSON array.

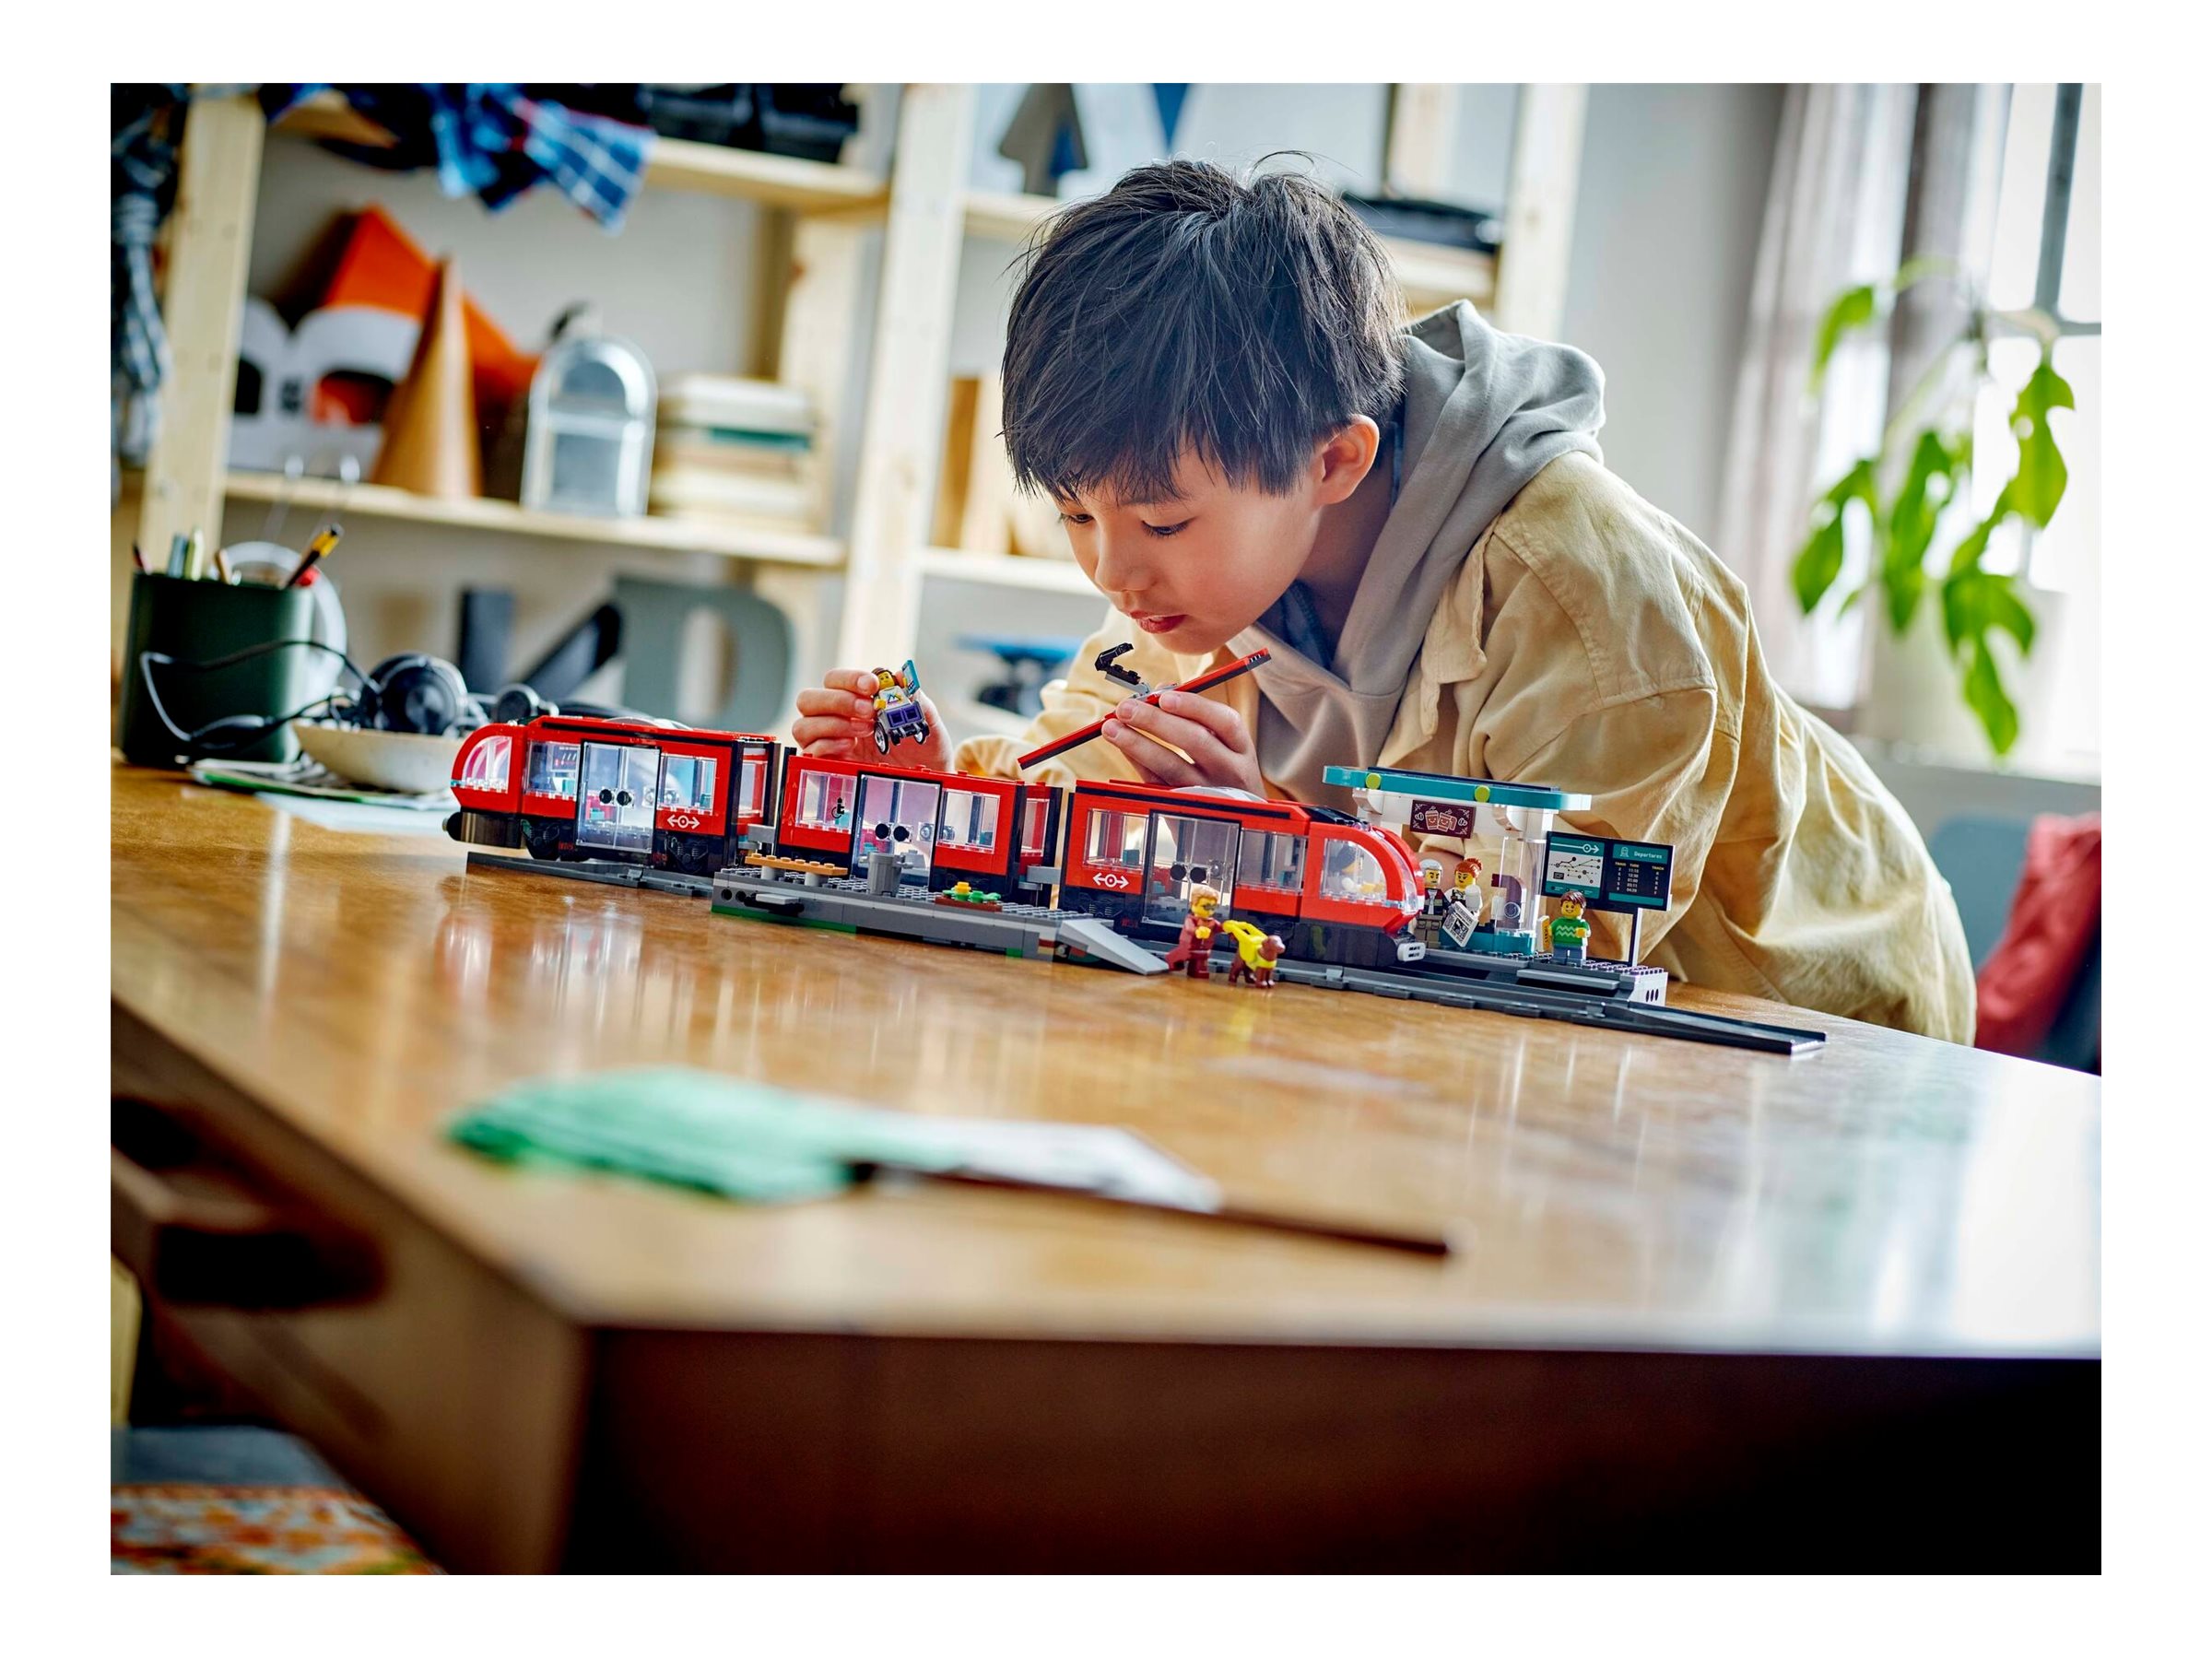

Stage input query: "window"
[
  {"left": 1020, "top": 797, "right": 1052, "bottom": 861},
  {"left": 937, "top": 789, "right": 1001, "bottom": 852},
  {"left": 1084, "top": 807, "right": 1146, "bottom": 867},
  {"left": 736, "top": 757, "right": 766, "bottom": 818},
  {"left": 1968, "top": 83, "right": 2100, "bottom": 773},
  {"left": 460, "top": 733, "right": 512, "bottom": 791},
  {"left": 1319, "top": 837, "right": 1385, "bottom": 903},
  {"left": 795, "top": 770, "right": 856, "bottom": 830},
  {"left": 1238, "top": 830, "right": 1305, "bottom": 894},
  {"left": 657, "top": 754, "right": 718, "bottom": 813},
  {"left": 524, "top": 740, "right": 579, "bottom": 798}
]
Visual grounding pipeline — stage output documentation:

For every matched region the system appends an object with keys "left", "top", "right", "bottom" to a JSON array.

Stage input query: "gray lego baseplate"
[{"left": 709, "top": 866, "right": 1168, "bottom": 974}]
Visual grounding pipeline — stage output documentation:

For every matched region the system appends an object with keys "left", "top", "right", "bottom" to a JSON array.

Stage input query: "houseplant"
[{"left": 1793, "top": 260, "right": 2075, "bottom": 757}]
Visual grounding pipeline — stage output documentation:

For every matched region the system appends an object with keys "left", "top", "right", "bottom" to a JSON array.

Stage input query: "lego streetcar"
[{"left": 446, "top": 712, "right": 1426, "bottom": 968}]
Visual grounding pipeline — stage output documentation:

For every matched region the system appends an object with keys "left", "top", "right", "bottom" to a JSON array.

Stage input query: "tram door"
[
  {"left": 852, "top": 773, "right": 942, "bottom": 881},
  {"left": 576, "top": 742, "right": 658, "bottom": 853},
  {"left": 1142, "top": 812, "right": 1241, "bottom": 928}
]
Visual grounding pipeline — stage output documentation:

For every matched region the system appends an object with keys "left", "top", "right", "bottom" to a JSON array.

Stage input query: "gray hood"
[{"left": 1236, "top": 300, "right": 1606, "bottom": 806}]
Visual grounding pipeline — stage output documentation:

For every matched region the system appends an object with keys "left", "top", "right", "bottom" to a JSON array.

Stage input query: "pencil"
[
  {"left": 283, "top": 525, "right": 342, "bottom": 590},
  {"left": 1018, "top": 648, "right": 1272, "bottom": 771}
]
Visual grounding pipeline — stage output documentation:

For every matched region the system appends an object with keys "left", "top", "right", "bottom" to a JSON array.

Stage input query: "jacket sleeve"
[{"left": 951, "top": 608, "right": 1201, "bottom": 788}]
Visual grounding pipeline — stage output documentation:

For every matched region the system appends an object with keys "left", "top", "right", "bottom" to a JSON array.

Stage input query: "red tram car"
[
  {"left": 447, "top": 714, "right": 782, "bottom": 874},
  {"left": 1053, "top": 778, "right": 1427, "bottom": 969},
  {"left": 449, "top": 716, "right": 1426, "bottom": 966}
]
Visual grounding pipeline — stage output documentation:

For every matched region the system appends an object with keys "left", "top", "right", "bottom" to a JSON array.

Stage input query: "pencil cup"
[{"left": 117, "top": 572, "right": 319, "bottom": 766}]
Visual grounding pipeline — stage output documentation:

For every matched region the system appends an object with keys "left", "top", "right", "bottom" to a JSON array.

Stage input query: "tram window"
[
  {"left": 1085, "top": 808, "right": 1145, "bottom": 867},
  {"left": 1319, "top": 838, "right": 1387, "bottom": 901},
  {"left": 659, "top": 755, "right": 718, "bottom": 812},
  {"left": 461, "top": 733, "right": 512, "bottom": 791},
  {"left": 1021, "top": 797, "right": 1051, "bottom": 859},
  {"left": 796, "top": 770, "right": 856, "bottom": 830},
  {"left": 1238, "top": 830, "right": 1305, "bottom": 894},
  {"left": 736, "top": 757, "right": 765, "bottom": 817},
  {"left": 525, "top": 741, "right": 580, "bottom": 798},
  {"left": 938, "top": 790, "right": 999, "bottom": 851}
]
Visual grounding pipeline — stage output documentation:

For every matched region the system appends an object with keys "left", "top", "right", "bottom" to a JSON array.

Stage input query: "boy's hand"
[
  {"left": 792, "top": 669, "right": 953, "bottom": 774},
  {"left": 1103, "top": 689, "right": 1265, "bottom": 795}
]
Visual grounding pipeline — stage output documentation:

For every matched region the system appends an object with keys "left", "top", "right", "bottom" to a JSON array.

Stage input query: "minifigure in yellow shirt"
[{"left": 791, "top": 159, "right": 1972, "bottom": 1041}]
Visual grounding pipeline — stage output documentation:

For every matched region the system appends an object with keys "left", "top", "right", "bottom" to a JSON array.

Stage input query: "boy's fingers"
[
  {"left": 1116, "top": 700, "right": 1239, "bottom": 779},
  {"left": 1105, "top": 718, "right": 1200, "bottom": 787},
  {"left": 792, "top": 714, "right": 869, "bottom": 747},
  {"left": 801, "top": 736, "right": 858, "bottom": 758},
  {"left": 796, "top": 687, "right": 866, "bottom": 718},
  {"left": 1153, "top": 689, "right": 1250, "bottom": 751}
]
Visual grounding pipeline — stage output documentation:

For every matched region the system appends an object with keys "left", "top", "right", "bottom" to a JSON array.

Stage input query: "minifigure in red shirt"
[{"left": 1163, "top": 884, "right": 1223, "bottom": 980}]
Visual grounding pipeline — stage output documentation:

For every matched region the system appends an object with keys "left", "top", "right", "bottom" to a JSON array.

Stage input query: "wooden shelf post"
[
  {"left": 137, "top": 93, "right": 265, "bottom": 562},
  {"left": 1492, "top": 85, "right": 1588, "bottom": 341},
  {"left": 835, "top": 85, "right": 976, "bottom": 669}
]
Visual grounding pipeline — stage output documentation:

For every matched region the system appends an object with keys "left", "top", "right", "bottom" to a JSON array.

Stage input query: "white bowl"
[{"left": 292, "top": 720, "right": 463, "bottom": 794}]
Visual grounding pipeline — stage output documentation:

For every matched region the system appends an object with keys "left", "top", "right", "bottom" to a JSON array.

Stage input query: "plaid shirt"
[{"left": 265, "top": 84, "right": 651, "bottom": 229}]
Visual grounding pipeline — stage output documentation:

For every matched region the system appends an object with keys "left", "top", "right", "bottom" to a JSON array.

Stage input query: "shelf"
[
  {"left": 273, "top": 96, "right": 889, "bottom": 216},
  {"left": 217, "top": 472, "right": 845, "bottom": 568},
  {"left": 913, "top": 547, "right": 1101, "bottom": 597},
  {"left": 961, "top": 188, "right": 1494, "bottom": 312}
]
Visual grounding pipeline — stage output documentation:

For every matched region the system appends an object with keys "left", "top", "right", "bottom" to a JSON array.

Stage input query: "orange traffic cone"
[{"left": 371, "top": 256, "right": 481, "bottom": 500}]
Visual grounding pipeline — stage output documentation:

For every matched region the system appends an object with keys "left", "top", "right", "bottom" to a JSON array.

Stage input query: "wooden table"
[{"left": 111, "top": 767, "right": 2100, "bottom": 1571}]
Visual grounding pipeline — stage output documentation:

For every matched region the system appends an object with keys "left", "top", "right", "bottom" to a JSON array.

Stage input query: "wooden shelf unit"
[
  {"left": 273, "top": 95, "right": 890, "bottom": 214},
  {"left": 218, "top": 471, "right": 844, "bottom": 567}
]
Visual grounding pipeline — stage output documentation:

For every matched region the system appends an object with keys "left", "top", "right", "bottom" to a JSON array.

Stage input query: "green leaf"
[
  {"left": 2007, "top": 357, "right": 2076, "bottom": 527},
  {"left": 1793, "top": 512, "right": 1847, "bottom": 615},
  {"left": 1881, "top": 430, "right": 1962, "bottom": 633},
  {"left": 1960, "top": 637, "right": 2020, "bottom": 756},
  {"left": 1810, "top": 284, "right": 1879, "bottom": 394},
  {"left": 1794, "top": 458, "right": 1880, "bottom": 614},
  {"left": 1945, "top": 485, "right": 2008, "bottom": 578},
  {"left": 1982, "top": 578, "right": 2037, "bottom": 655}
]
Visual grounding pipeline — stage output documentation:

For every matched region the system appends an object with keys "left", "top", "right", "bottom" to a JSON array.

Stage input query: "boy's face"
[{"left": 1050, "top": 429, "right": 1375, "bottom": 655}]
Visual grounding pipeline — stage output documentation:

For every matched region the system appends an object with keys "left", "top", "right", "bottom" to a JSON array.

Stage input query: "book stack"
[{"left": 649, "top": 374, "right": 819, "bottom": 529}]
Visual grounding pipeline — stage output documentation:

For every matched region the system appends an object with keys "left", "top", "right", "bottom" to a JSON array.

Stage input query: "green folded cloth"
[{"left": 450, "top": 1067, "right": 965, "bottom": 1205}]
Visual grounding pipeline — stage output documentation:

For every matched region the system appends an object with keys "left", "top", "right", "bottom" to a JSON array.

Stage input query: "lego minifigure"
[
  {"left": 1545, "top": 889, "right": 1592, "bottom": 962},
  {"left": 870, "top": 660, "right": 933, "bottom": 755},
  {"left": 1219, "top": 918, "right": 1286, "bottom": 988},
  {"left": 1163, "top": 884, "right": 1223, "bottom": 980},
  {"left": 1417, "top": 859, "right": 1446, "bottom": 943}
]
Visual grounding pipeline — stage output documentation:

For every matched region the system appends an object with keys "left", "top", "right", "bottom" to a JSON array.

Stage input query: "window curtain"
[{"left": 1713, "top": 85, "right": 1920, "bottom": 712}]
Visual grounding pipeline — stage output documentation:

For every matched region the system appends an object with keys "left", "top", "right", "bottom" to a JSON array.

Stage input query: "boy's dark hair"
[{"left": 1000, "top": 157, "right": 1407, "bottom": 504}]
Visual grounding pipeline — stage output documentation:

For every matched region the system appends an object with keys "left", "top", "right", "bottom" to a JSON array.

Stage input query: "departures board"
[{"left": 1540, "top": 834, "right": 1676, "bottom": 914}]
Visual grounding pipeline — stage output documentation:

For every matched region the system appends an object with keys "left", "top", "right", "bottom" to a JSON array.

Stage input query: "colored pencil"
[{"left": 1018, "top": 648, "right": 1271, "bottom": 771}]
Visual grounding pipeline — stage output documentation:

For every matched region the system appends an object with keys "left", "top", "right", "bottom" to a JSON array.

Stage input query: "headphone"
[
  {"left": 488, "top": 682, "right": 657, "bottom": 728},
  {"left": 141, "top": 645, "right": 668, "bottom": 759},
  {"left": 342, "top": 653, "right": 473, "bottom": 736}
]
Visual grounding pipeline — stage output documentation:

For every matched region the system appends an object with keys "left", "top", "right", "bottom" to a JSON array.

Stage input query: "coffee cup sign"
[{"left": 1407, "top": 799, "right": 1476, "bottom": 840}]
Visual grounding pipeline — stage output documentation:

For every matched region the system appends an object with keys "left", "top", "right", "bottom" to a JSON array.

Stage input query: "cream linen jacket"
[{"left": 954, "top": 453, "right": 1976, "bottom": 1041}]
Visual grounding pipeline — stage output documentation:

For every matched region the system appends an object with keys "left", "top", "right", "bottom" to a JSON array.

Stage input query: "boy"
[{"left": 794, "top": 159, "right": 1973, "bottom": 1040}]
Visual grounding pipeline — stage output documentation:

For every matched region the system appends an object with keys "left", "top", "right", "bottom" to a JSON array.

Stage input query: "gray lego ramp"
[{"left": 1054, "top": 916, "right": 1170, "bottom": 975}]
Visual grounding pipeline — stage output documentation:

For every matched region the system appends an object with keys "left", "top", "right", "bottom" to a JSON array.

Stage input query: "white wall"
[{"left": 1556, "top": 84, "right": 1784, "bottom": 544}]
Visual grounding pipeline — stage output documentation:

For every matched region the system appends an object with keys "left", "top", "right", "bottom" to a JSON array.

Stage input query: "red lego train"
[{"left": 447, "top": 714, "right": 1426, "bottom": 968}]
